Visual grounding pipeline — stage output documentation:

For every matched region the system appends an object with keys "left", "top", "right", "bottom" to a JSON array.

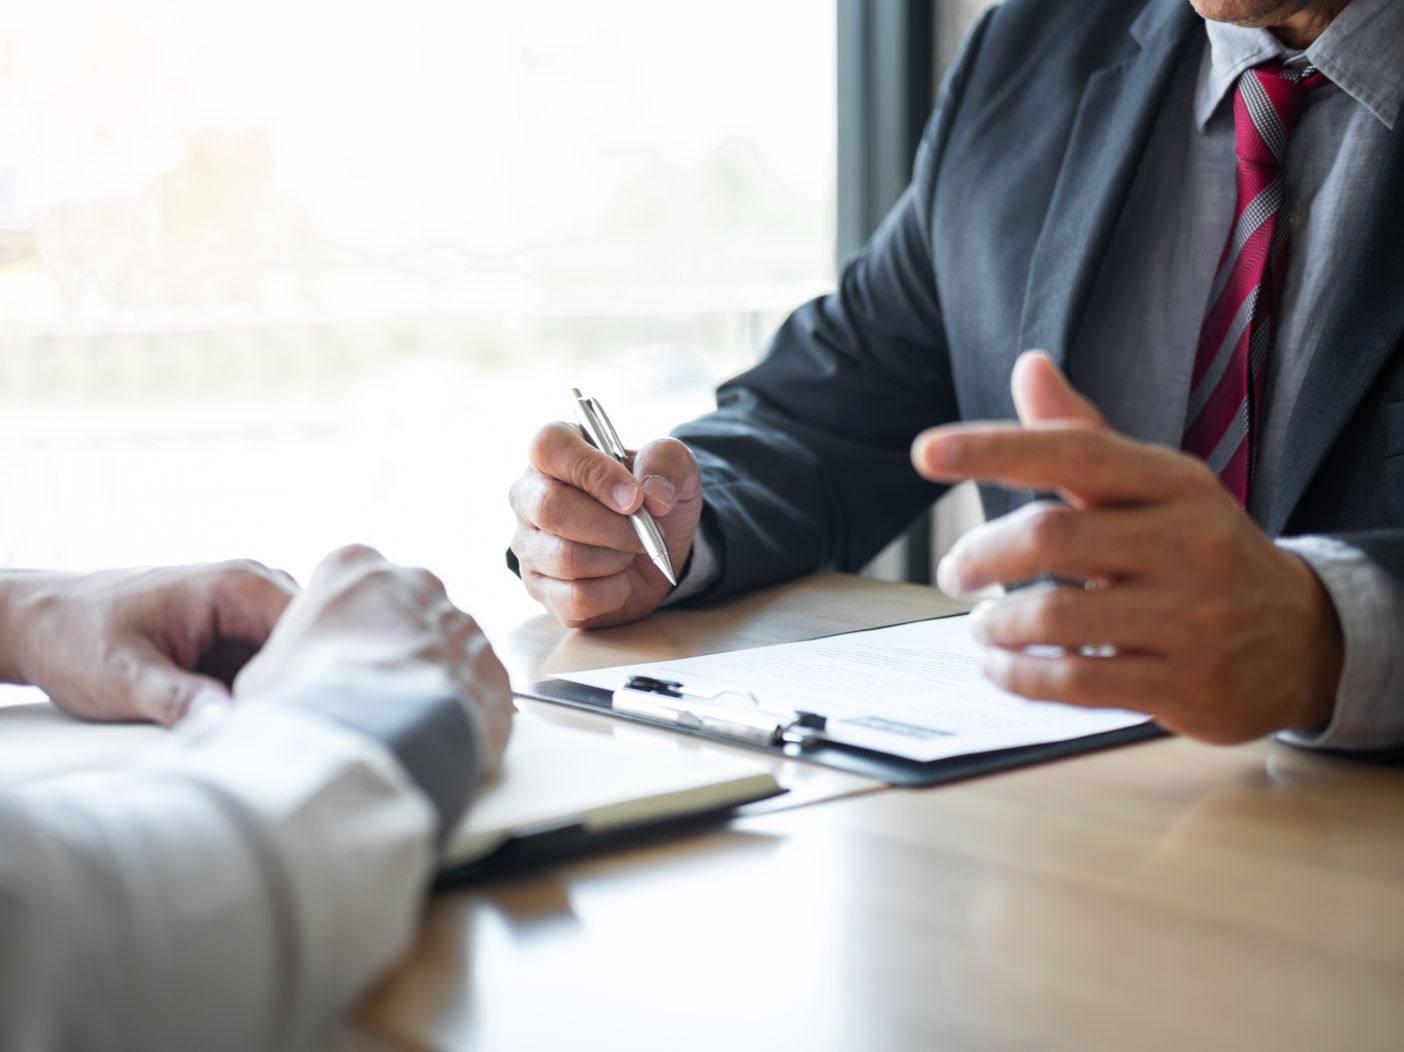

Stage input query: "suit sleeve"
[
  {"left": 668, "top": 11, "right": 996, "bottom": 603},
  {"left": 0, "top": 673, "right": 480, "bottom": 1052}
]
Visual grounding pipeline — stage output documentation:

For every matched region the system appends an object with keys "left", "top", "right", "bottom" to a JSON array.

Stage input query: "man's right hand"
[
  {"left": 234, "top": 545, "right": 514, "bottom": 774},
  {"left": 509, "top": 422, "right": 703, "bottom": 628}
]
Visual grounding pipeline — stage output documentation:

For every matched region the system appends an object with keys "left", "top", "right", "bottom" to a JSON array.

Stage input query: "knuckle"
[
  {"left": 529, "top": 421, "right": 577, "bottom": 470},
  {"left": 1025, "top": 507, "right": 1072, "bottom": 557},
  {"left": 557, "top": 587, "right": 599, "bottom": 625},
  {"left": 531, "top": 485, "right": 569, "bottom": 535},
  {"left": 351, "top": 563, "right": 396, "bottom": 591},
  {"left": 1185, "top": 520, "right": 1236, "bottom": 572},
  {"left": 409, "top": 566, "right": 445, "bottom": 594},
  {"left": 1176, "top": 665, "right": 1220, "bottom": 709},
  {"left": 1057, "top": 660, "right": 1100, "bottom": 704},
  {"left": 641, "top": 436, "right": 696, "bottom": 476},
  {"left": 575, "top": 451, "right": 624, "bottom": 500},
  {"left": 212, "top": 558, "right": 267, "bottom": 589},
  {"left": 327, "top": 543, "right": 379, "bottom": 568},
  {"left": 1060, "top": 428, "right": 1106, "bottom": 476},
  {"left": 1185, "top": 595, "right": 1235, "bottom": 637},
  {"left": 1028, "top": 592, "right": 1069, "bottom": 638},
  {"left": 219, "top": 557, "right": 267, "bottom": 577},
  {"left": 555, "top": 539, "right": 592, "bottom": 579}
]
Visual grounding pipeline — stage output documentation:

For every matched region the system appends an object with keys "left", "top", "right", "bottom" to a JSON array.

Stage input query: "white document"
[{"left": 557, "top": 614, "right": 1150, "bottom": 763}]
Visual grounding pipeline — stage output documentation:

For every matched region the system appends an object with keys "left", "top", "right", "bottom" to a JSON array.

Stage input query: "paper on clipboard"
[{"left": 555, "top": 614, "right": 1151, "bottom": 763}]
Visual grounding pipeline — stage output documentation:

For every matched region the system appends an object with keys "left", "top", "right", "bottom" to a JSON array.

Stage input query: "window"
[{"left": 0, "top": 0, "right": 836, "bottom": 631}]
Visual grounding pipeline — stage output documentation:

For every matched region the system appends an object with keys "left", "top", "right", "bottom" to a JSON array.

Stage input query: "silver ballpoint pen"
[{"left": 571, "top": 388, "right": 677, "bottom": 586}]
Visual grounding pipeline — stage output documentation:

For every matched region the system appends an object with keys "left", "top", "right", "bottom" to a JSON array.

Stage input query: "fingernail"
[
  {"left": 613, "top": 483, "right": 639, "bottom": 512},
  {"left": 937, "top": 555, "right": 964, "bottom": 596},
  {"left": 641, "top": 474, "right": 675, "bottom": 508}
]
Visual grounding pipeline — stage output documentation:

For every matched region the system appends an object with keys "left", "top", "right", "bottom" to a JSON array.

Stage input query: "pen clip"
[
  {"left": 590, "top": 399, "right": 628, "bottom": 459},
  {"left": 571, "top": 389, "right": 627, "bottom": 461}
]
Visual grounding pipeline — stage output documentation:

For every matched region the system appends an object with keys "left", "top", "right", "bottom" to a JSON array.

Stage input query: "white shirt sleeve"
[
  {"left": 1276, "top": 535, "right": 1404, "bottom": 751},
  {"left": 0, "top": 702, "right": 438, "bottom": 1052}
]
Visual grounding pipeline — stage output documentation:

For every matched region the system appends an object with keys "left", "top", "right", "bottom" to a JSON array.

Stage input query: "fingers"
[
  {"left": 512, "top": 523, "right": 636, "bottom": 581},
  {"left": 511, "top": 472, "right": 640, "bottom": 552},
  {"left": 203, "top": 558, "right": 299, "bottom": 645},
  {"left": 1010, "top": 350, "right": 1106, "bottom": 426},
  {"left": 449, "top": 617, "right": 514, "bottom": 775},
  {"left": 530, "top": 421, "right": 643, "bottom": 514},
  {"left": 521, "top": 567, "right": 632, "bottom": 626},
  {"left": 511, "top": 435, "right": 699, "bottom": 552},
  {"left": 305, "top": 545, "right": 450, "bottom": 614},
  {"left": 308, "top": 542, "right": 388, "bottom": 588},
  {"left": 911, "top": 420, "right": 1213, "bottom": 506},
  {"left": 129, "top": 649, "right": 232, "bottom": 725},
  {"left": 632, "top": 437, "right": 701, "bottom": 518},
  {"left": 936, "top": 502, "right": 1179, "bottom": 595},
  {"left": 969, "top": 584, "right": 1186, "bottom": 655},
  {"left": 512, "top": 425, "right": 702, "bottom": 628},
  {"left": 982, "top": 645, "right": 1165, "bottom": 715}
]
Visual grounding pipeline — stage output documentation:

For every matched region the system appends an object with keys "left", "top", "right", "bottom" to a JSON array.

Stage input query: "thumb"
[
  {"left": 1011, "top": 350, "right": 1106, "bottom": 427},
  {"left": 131, "top": 654, "right": 232, "bottom": 726},
  {"left": 631, "top": 437, "right": 701, "bottom": 517}
]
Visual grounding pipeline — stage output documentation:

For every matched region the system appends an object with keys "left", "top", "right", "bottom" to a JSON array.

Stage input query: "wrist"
[{"left": 0, "top": 572, "right": 42, "bottom": 684}]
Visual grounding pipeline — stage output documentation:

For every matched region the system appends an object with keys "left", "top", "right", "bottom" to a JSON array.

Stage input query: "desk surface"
[{"left": 359, "top": 574, "right": 1404, "bottom": 1052}]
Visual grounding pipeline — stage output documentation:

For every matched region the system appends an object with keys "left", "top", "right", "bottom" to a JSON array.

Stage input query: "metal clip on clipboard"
[{"left": 612, "top": 676, "right": 829, "bottom": 748}]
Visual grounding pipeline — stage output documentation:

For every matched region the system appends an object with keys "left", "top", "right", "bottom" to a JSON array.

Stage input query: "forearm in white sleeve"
[
  {"left": 1277, "top": 535, "right": 1404, "bottom": 751},
  {"left": 0, "top": 697, "right": 448, "bottom": 1052}
]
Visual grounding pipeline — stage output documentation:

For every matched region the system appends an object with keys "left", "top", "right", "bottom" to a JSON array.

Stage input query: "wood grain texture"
[{"left": 359, "top": 574, "right": 1404, "bottom": 1052}]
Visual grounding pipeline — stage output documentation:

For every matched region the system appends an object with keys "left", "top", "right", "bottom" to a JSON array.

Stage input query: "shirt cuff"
[
  {"left": 659, "top": 523, "right": 722, "bottom": 606},
  {"left": 1275, "top": 535, "right": 1404, "bottom": 751},
  {"left": 239, "top": 669, "right": 480, "bottom": 843}
]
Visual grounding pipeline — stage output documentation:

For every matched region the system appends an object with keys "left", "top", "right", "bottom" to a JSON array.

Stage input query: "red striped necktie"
[{"left": 1182, "top": 62, "right": 1330, "bottom": 505}]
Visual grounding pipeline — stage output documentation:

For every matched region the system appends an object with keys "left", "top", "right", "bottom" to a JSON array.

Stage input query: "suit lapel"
[
  {"left": 1268, "top": 104, "right": 1404, "bottom": 536},
  {"left": 1017, "top": 0, "right": 1201, "bottom": 369}
]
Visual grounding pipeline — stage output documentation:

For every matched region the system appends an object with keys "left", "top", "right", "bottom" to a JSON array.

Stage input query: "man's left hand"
[
  {"left": 0, "top": 561, "right": 297, "bottom": 725},
  {"left": 910, "top": 350, "right": 1343, "bottom": 745}
]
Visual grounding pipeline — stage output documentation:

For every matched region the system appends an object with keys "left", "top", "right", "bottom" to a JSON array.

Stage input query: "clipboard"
[{"left": 517, "top": 676, "right": 1166, "bottom": 789}]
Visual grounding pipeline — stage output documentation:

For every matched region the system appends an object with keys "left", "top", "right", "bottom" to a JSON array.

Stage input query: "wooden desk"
[{"left": 358, "top": 575, "right": 1404, "bottom": 1052}]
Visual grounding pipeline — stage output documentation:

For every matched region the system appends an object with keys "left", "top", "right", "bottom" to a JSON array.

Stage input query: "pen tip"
[{"left": 654, "top": 553, "right": 677, "bottom": 587}]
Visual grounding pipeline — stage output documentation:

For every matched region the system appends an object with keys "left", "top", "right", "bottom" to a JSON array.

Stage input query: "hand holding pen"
[{"left": 508, "top": 391, "right": 706, "bottom": 629}]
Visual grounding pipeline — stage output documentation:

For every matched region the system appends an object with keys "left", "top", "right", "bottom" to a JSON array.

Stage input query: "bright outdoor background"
[{"left": 0, "top": 0, "right": 837, "bottom": 639}]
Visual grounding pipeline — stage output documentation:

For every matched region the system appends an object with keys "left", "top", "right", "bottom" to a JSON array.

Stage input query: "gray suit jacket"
[{"left": 674, "top": 0, "right": 1404, "bottom": 602}]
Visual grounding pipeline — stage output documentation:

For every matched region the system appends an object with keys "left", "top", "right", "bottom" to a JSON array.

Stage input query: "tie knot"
[{"left": 1233, "top": 63, "right": 1331, "bottom": 167}]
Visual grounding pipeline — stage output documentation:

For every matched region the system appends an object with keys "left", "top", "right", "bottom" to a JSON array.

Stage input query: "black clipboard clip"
[{"left": 613, "top": 676, "right": 829, "bottom": 748}]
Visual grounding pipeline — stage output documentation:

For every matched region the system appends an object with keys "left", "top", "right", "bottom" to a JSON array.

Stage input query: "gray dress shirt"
[{"left": 676, "top": 0, "right": 1404, "bottom": 749}]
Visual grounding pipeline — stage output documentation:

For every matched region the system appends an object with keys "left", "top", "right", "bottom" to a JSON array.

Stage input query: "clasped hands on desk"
[{"left": 358, "top": 573, "right": 1404, "bottom": 1052}]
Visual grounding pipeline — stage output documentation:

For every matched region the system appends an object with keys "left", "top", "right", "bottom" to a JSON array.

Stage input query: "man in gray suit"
[{"left": 509, "top": 0, "right": 1404, "bottom": 749}]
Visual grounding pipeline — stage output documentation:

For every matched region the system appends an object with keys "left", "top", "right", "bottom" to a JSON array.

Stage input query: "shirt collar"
[{"left": 1195, "top": 0, "right": 1404, "bottom": 131}]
